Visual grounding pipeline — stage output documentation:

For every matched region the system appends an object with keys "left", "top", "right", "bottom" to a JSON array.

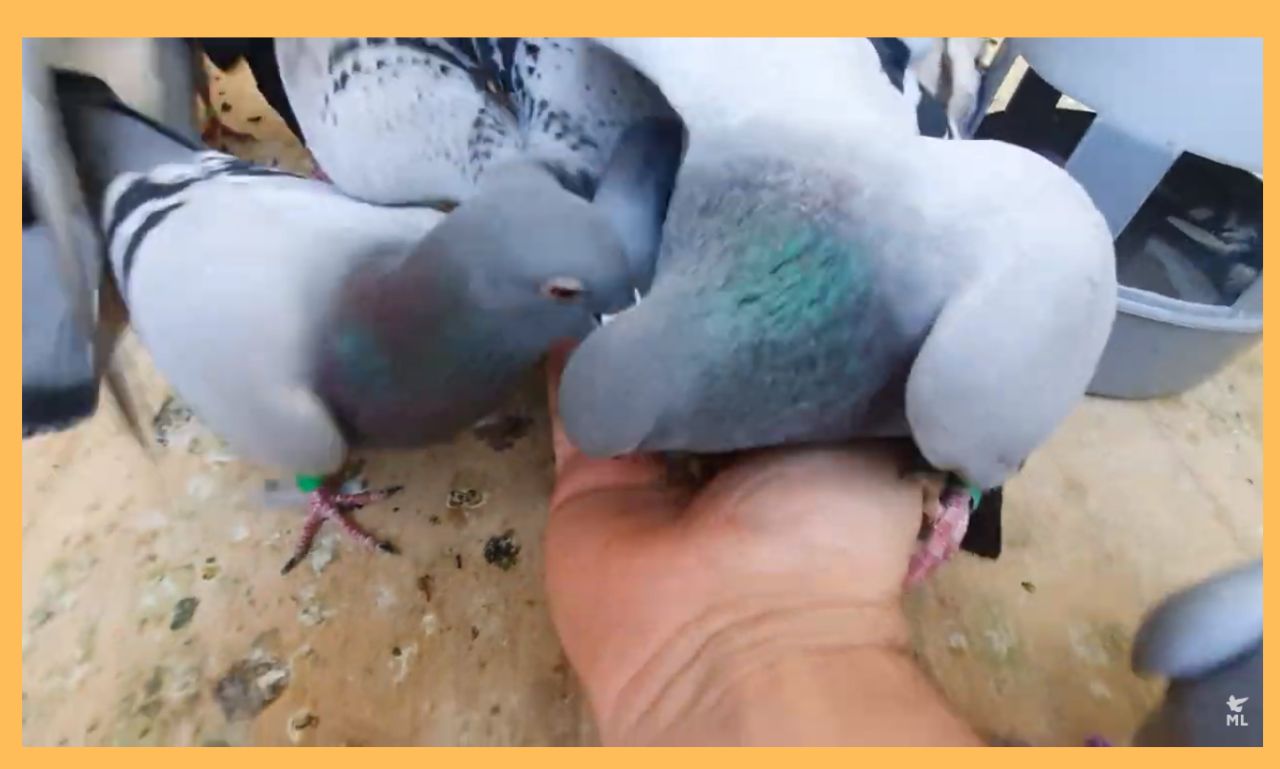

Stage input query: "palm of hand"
[{"left": 543, "top": 347, "right": 926, "bottom": 737}]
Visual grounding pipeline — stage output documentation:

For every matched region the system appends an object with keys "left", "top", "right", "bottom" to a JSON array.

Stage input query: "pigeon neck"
[{"left": 362, "top": 233, "right": 471, "bottom": 320}]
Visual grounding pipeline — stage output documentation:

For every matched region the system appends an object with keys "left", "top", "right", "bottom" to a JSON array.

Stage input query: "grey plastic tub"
[{"left": 1087, "top": 280, "right": 1262, "bottom": 399}]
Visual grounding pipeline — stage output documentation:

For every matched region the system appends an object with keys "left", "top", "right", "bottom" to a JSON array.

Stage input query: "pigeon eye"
[{"left": 541, "top": 277, "right": 585, "bottom": 302}]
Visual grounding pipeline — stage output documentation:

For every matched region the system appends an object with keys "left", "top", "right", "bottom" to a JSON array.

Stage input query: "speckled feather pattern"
[{"left": 277, "top": 38, "right": 675, "bottom": 205}]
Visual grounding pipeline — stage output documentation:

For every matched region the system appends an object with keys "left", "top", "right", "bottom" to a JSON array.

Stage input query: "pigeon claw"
[
  {"left": 906, "top": 486, "right": 973, "bottom": 586},
  {"left": 279, "top": 480, "right": 404, "bottom": 576}
]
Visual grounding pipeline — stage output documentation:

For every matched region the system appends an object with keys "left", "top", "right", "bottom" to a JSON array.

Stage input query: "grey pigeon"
[
  {"left": 48, "top": 69, "right": 642, "bottom": 573},
  {"left": 20, "top": 38, "right": 197, "bottom": 438},
  {"left": 1131, "top": 560, "right": 1262, "bottom": 746},
  {"left": 559, "top": 38, "right": 1117, "bottom": 582}
]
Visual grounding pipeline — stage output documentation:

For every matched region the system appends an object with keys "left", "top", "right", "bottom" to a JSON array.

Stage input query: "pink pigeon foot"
[
  {"left": 906, "top": 485, "right": 972, "bottom": 585},
  {"left": 280, "top": 483, "right": 402, "bottom": 575}
]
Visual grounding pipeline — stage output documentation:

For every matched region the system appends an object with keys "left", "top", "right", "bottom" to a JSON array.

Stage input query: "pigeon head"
[{"left": 427, "top": 160, "right": 639, "bottom": 334}]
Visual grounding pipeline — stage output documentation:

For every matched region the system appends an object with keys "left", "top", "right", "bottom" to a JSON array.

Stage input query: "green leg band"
[{"left": 295, "top": 473, "right": 325, "bottom": 493}]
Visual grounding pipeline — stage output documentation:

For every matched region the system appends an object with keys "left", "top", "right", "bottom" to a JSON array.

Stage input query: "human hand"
[{"left": 542, "top": 344, "right": 975, "bottom": 745}]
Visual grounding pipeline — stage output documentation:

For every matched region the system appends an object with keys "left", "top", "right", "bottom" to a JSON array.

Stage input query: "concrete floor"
[{"left": 21, "top": 58, "right": 1263, "bottom": 746}]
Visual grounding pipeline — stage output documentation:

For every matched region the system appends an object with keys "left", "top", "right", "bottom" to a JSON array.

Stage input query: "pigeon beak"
[{"left": 595, "top": 288, "right": 643, "bottom": 326}]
